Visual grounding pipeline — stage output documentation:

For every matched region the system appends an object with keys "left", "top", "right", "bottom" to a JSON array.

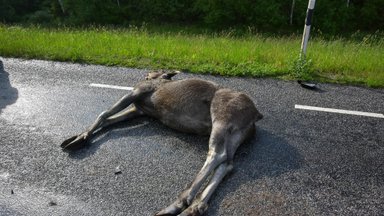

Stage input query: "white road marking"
[
  {"left": 88, "top": 83, "right": 383, "bottom": 119},
  {"left": 295, "top": 104, "right": 384, "bottom": 118},
  {"left": 90, "top": 83, "right": 134, "bottom": 91}
]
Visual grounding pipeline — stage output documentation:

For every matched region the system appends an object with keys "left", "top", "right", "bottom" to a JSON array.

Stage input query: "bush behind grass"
[{"left": 0, "top": 25, "right": 383, "bottom": 87}]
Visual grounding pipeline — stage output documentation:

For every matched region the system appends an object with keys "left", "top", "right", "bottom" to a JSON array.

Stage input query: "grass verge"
[{"left": 0, "top": 25, "right": 383, "bottom": 87}]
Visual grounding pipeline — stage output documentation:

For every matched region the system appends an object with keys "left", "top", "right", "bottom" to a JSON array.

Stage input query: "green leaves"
[{"left": 290, "top": 56, "right": 314, "bottom": 80}]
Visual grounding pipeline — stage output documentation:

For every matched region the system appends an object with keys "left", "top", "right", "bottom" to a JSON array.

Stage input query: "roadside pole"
[
  {"left": 297, "top": 0, "right": 317, "bottom": 89},
  {"left": 300, "top": 0, "right": 316, "bottom": 58}
]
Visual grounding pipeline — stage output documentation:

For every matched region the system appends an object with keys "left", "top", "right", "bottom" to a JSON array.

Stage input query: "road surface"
[{"left": 0, "top": 58, "right": 383, "bottom": 215}]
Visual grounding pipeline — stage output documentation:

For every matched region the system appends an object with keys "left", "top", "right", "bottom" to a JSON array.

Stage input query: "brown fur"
[{"left": 61, "top": 71, "right": 263, "bottom": 216}]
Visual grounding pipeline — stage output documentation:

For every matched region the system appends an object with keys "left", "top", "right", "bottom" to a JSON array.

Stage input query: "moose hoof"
[
  {"left": 155, "top": 199, "right": 188, "bottom": 216},
  {"left": 178, "top": 203, "right": 208, "bottom": 216},
  {"left": 60, "top": 135, "right": 88, "bottom": 150}
]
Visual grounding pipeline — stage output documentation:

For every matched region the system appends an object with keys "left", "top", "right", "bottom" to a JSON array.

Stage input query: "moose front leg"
[{"left": 61, "top": 91, "right": 139, "bottom": 150}]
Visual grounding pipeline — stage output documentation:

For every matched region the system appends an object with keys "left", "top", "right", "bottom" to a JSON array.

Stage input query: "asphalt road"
[{"left": 0, "top": 58, "right": 383, "bottom": 216}]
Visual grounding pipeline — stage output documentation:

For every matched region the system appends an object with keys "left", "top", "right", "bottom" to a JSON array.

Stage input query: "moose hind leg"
[
  {"left": 179, "top": 127, "right": 250, "bottom": 216},
  {"left": 156, "top": 124, "right": 229, "bottom": 216},
  {"left": 178, "top": 163, "right": 233, "bottom": 216}
]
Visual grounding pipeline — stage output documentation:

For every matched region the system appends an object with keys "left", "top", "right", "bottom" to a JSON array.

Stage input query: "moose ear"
[{"left": 161, "top": 70, "right": 180, "bottom": 80}]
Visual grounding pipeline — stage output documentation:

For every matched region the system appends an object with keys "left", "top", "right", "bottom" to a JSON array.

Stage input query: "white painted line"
[
  {"left": 295, "top": 104, "right": 384, "bottom": 118},
  {"left": 90, "top": 83, "right": 134, "bottom": 91}
]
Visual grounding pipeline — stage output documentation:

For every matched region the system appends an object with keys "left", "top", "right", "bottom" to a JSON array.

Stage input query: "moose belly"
[
  {"left": 133, "top": 98, "right": 212, "bottom": 135},
  {"left": 159, "top": 112, "right": 212, "bottom": 135},
  {"left": 150, "top": 79, "right": 217, "bottom": 135}
]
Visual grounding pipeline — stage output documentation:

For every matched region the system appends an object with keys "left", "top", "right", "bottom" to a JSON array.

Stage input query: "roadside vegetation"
[
  {"left": 1, "top": 0, "right": 383, "bottom": 87},
  {"left": 0, "top": 25, "right": 383, "bottom": 87}
]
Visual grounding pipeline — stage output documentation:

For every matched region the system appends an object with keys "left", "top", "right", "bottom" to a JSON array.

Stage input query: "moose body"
[
  {"left": 134, "top": 78, "right": 217, "bottom": 135},
  {"left": 61, "top": 71, "right": 263, "bottom": 216}
]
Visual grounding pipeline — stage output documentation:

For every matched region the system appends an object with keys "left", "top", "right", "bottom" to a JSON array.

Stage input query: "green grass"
[{"left": 0, "top": 25, "right": 383, "bottom": 87}]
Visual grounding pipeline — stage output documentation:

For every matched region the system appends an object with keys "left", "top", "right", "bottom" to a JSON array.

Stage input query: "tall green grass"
[{"left": 0, "top": 25, "right": 383, "bottom": 87}]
